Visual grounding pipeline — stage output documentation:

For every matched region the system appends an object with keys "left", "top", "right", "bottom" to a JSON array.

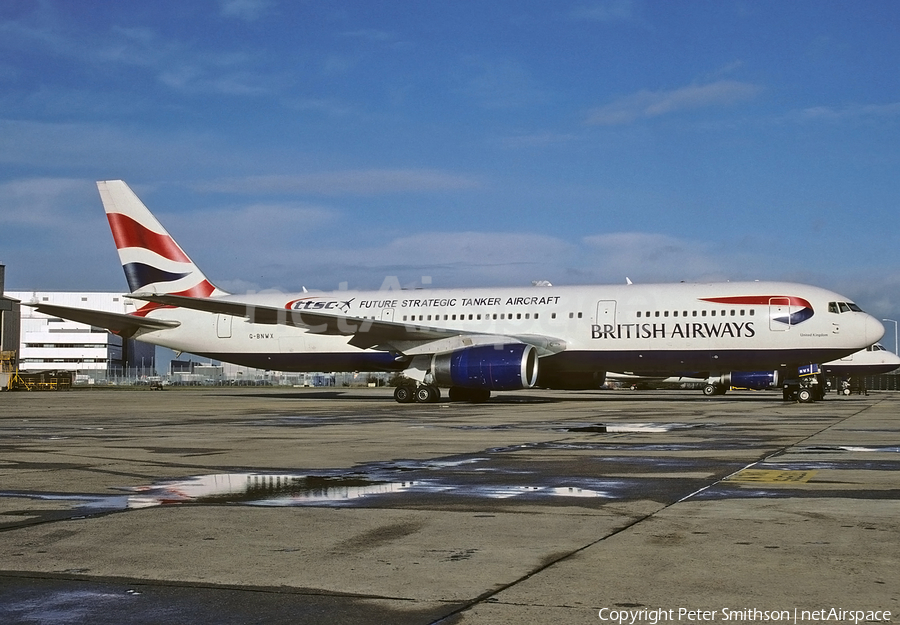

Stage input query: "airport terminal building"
[{"left": 7, "top": 291, "right": 155, "bottom": 379}]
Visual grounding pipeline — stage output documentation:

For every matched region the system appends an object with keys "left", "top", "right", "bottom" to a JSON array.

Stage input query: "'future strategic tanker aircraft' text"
[{"left": 30, "top": 181, "right": 884, "bottom": 403}]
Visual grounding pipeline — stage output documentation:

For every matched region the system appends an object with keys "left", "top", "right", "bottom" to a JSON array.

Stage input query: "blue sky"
[{"left": 2, "top": 1, "right": 899, "bottom": 343}]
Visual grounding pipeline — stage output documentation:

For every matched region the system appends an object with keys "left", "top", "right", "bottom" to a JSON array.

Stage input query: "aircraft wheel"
[
  {"left": 448, "top": 387, "right": 465, "bottom": 402},
  {"left": 415, "top": 385, "right": 439, "bottom": 403},
  {"left": 394, "top": 385, "right": 416, "bottom": 403},
  {"left": 703, "top": 384, "right": 718, "bottom": 397},
  {"left": 797, "top": 388, "right": 813, "bottom": 403}
]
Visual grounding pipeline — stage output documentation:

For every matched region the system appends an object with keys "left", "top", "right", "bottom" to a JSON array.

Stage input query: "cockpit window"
[{"left": 828, "top": 301, "right": 864, "bottom": 314}]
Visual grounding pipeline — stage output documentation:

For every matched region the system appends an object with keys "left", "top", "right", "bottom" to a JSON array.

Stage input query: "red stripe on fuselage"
[
  {"left": 107, "top": 213, "right": 190, "bottom": 263},
  {"left": 700, "top": 295, "right": 812, "bottom": 308}
]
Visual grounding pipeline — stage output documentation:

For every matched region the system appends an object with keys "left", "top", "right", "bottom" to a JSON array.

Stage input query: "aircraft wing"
[
  {"left": 128, "top": 293, "right": 566, "bottom": 354},
  {"left": 27, "top": 303, "right": 181, "bottom": 337}
]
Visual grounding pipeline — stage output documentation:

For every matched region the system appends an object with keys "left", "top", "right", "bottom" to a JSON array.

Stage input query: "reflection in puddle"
[
  {"left": 567, "top": 422, "right": 710, "bottom": 434},
  {"left": 797, "top": 445, "right": 900, "bottom": 453},
  {"left": 125, "top": 472, "right": 612, "bottom": 508}
]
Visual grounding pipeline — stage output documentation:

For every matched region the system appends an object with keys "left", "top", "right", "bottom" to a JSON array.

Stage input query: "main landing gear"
[
  {"left": 393, "top": 384, "right": 440, "bottom": 403},
  {"left": 393, "top": 385, "right": 491, "bottom": 404}
]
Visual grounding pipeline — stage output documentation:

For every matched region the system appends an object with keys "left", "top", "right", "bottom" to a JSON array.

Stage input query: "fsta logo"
[
  {"left": 285, "top": 297, "right": 355, "bottom": 313},
  {"left": 700, "top": 295, "right": 814, "bottom": 326}
]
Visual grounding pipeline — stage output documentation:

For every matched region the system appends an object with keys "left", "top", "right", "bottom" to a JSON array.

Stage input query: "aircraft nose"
[{"left": 866, "top": 315, "right": 885, "bottom": 345}]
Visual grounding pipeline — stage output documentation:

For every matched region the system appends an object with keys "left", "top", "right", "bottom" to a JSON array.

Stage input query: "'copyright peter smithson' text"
[{"left": 598, "top": 607, "right": 891, "bottom": 624}]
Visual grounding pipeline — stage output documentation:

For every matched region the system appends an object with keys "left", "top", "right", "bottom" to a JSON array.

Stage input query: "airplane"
[
  {"left": 27, "top": 180, "right": 885, "bottom": 404},
  {"left": 821, "top": 343, "right": 900, "bottom": 376},
  {"left": 609, "top": 343, "right": 900, "bottom": 400}
]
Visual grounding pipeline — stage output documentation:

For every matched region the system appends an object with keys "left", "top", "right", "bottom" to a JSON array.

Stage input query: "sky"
[{"left": 1, "top": 1, "right": 899, "bottom": 347}]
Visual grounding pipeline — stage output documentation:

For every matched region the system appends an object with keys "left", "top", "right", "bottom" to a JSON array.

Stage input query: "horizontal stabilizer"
[{"left": 27, "top": 303, "right": 180, "bottom": 337}]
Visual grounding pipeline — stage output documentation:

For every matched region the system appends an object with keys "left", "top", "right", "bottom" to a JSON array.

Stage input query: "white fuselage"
[{"left": 132, "top": 281, "right": 884, "bottom": 381}]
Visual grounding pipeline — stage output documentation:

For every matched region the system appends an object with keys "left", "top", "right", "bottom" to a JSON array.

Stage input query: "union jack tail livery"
[{"left": 98, "top": 180, "right": 228, "bottom": 300}]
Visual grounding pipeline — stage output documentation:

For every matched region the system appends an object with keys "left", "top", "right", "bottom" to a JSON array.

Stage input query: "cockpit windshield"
[{"left": 828, "top": 301, "right": 864, "bottom": 314}]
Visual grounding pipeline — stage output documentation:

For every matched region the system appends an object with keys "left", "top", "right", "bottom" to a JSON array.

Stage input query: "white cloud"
[
  {"left": 194, "top": 170, "right": 483, "bottom": 196},
  {"left": 458, "top": 57, "right": 550, "bottom": 109},
  {"left": 793, "top": 101, "right": 900, "bottom": 123},
  {"left": 581, "top": 232, "right": 724, "bottom": 280},
  {"left": 0, "top": 178, "right": 94, "bottom": 226},
  {"left": 587, "top": 80, "right": 762, "bottom": 125},
  {"left": 219, "top": 0, "right": 272, "bottom": 21},
  {"left": 569, "top": 0, "right": 635, "bottom": 22}
]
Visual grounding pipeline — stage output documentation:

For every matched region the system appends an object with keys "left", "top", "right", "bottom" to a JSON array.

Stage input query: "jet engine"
[
  {"left": 729, "top": 371, "right": 779, "bottom": 390},
  {"left": 432, "top": 343, "right": 539, "bottom": 391},
  {"left": 706, "top": 370, "right": 779, "bottom": 392}
]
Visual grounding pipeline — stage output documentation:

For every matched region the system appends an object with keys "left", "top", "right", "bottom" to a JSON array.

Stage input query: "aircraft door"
[
  {"left": 595, "top": 300, "right": 617, "bottom": 329},
  {"left": 768, "top": 297, "right": 791, "bottom": 331},
  {"left": 381, "top": 308, "right": 395, "bottom": 322},
  {"left": 217, "top": 314, "right": 232, "bottom": 338}
]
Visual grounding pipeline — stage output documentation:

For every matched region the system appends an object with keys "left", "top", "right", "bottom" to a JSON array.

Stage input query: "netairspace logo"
[{"left": 597, "top": 607, "right": 892, "bottom": 624}]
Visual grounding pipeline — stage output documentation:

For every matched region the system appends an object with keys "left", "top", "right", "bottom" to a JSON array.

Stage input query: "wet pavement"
[{"left": 0, "top": 387, "right": 898, "bottom": 624}]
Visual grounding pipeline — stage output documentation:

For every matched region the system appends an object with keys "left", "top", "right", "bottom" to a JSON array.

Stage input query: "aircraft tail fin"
[{"left": 97, "top": 180, "right": 228, "bottom": 297}]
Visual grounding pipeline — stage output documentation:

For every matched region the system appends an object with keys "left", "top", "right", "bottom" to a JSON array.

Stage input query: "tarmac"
[{"left": 0, "top": 386, "right": 897, "bottom": 624}]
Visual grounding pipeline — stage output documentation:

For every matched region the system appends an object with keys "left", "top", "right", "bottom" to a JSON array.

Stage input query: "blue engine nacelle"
[
  {"left": 432, "top": 343, "right": 539, "bottom": 391},
  {"left": 710, "top": 370, "right": 779, "bottom": 390}
]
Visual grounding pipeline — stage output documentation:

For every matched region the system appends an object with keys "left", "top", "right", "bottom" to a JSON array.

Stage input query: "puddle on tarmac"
[
  {"left": 566, "top": 422, "right": 711, "bottom": 434},
  {"left": 131, "top": 472, "right": 616, "bottom": 507},
  {"left": 0, "top": 466, "right": 618, "bottom": 522},
  {"left": 795, "top": 445, "right": 900, "bottom": 454}
]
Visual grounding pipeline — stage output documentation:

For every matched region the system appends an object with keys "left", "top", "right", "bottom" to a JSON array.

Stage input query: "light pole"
[{"left": 883, "top": 319, "right": 898, "bottom": 355}]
